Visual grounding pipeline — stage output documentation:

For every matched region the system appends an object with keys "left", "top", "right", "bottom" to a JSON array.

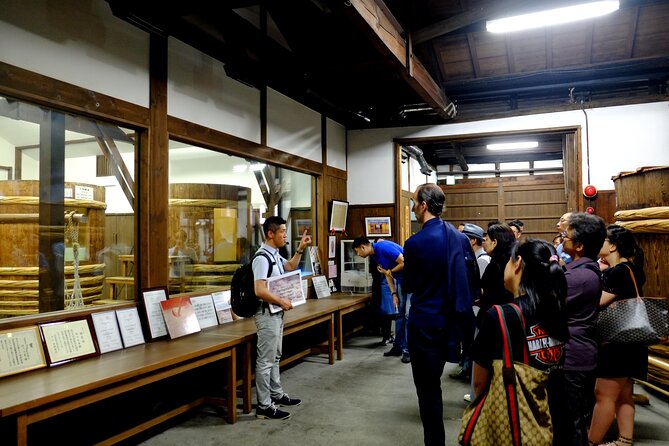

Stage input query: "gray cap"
[{"left": 463, "top": 223, "right": 484, "bottom": 242}]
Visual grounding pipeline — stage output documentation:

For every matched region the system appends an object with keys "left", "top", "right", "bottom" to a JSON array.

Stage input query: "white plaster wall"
[
  {"left": 326, "top": 118, "right": 346, "bottom": 170},
  {"left": 0, "top": 0, "right": 149, "bottom": 107},
  {"left": 267, "top": 89, "right": 322, "bottom": 163},
  {"left": 348, "top": 101, "right": 669, "bottom": 204},
  {"left": 168, "top": 39, "right": 261, "bottom": 143},
  {"left": 347, "top": 129, "right": 396, "bottom": 204}
]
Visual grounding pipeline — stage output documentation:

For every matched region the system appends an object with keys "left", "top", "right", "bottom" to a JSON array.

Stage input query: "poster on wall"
[{"left": 365, "top": 216, "right": 392, "bottom": 238}]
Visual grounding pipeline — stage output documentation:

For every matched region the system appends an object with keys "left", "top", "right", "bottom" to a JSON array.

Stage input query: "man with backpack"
[{"left": 253, "top": 216, "right": 311, "bottom": 420}]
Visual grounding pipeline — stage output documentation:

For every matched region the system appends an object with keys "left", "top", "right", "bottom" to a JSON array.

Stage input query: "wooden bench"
[
  {"left": 0, "top": 332, "right": 238, "bottom": 445},
  {"left": 206, "top": 293, "right": 371, "bottom": 414},
  {"left": 0, "top": 292, "right": 371, "bottom": 444}
]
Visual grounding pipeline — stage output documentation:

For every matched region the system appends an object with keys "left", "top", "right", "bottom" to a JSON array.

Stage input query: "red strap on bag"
[{"left": 495, "top": 305, "right": 522, "bottom": 446}]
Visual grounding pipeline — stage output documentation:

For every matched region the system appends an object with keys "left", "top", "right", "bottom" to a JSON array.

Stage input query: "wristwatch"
[{"left": 296, "top": 249, "right": 304, "bottom": 255}]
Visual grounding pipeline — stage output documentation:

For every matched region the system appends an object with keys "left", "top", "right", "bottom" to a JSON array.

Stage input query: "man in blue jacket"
[{"left": 403, "top": 183, "right": 475, "bottom": 446}]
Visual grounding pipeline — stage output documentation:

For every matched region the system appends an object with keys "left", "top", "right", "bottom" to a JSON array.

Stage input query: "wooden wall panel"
[
  {"left": 348, "top": 205, "right": 397, "bottom": 242},
  {"left": 591, "top": 189, "right": 618, "bottom": 224},
  {"left": 443, "top": 174, "right": 567, "bottom": 242},
  {"left": 321, "top": 166, "right": 347, "bottom": 283}
]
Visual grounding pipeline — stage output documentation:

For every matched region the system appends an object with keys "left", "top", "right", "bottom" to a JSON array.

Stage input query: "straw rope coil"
[
  {"left": 614, "top": 207, "right": 669, "bottom": 221},
  {"left": 614, "top": 219, "right": 669, "bottom": 234},
  {"left": 0, "top": 196, "right": 106, "bottom": 209}
]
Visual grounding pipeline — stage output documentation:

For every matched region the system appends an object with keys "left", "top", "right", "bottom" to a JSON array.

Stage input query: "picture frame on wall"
[
  {"left": 329, "top": 200, "right": 349, "bottom": 232},
  {"left": 365, "top": 216, "right": 392, "bottom": 238}
]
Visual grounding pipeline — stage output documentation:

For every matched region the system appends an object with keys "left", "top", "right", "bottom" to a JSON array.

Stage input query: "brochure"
[{"left": 268, "top": 270, "right": 306, "bottom": 313}]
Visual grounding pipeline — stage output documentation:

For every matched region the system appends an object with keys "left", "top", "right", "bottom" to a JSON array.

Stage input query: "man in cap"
[{"left": 462, "top": 223, "right": 490, "bottom": 278}]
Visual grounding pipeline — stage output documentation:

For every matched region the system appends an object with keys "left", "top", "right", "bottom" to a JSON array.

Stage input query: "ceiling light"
[
  {"left": 486, "top": 1, "right": 619, "bottom": 34},
  {"left": 232, "top": 164, "right": 247, "bottom": 173},
  {"left": 487, "top": 141, "right": 539, "bottom": 151}
]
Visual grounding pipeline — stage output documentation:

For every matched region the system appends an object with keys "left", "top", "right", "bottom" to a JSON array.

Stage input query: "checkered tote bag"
[
  {"left": 597, "top": 265, "right": 669, "bottom": 345},
  {"left": 459, "top": 304, "right": 552, "bottom": 446}
]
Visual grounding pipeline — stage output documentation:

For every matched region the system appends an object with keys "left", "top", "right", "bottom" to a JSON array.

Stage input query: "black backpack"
[{"left": 230, "top": 251, "right": 274, "bottom": 317}]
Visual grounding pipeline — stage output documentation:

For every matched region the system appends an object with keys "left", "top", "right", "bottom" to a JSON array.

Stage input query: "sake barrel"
[
  {"left": 0, "top": 180, "right": 106, "bottom": 316},
  {"left": 612, "top": 166, "right": 669, "bottom": 297}
]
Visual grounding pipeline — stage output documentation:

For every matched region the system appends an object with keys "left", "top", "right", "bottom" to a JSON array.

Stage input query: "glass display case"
[{"left": 340, "top": 240, "right": 372, "bottom": 293}]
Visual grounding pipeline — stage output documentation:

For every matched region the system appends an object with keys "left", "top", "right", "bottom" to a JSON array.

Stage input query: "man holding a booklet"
[{"left": 252, "top": 216, "right": 312, "bottom": 420}]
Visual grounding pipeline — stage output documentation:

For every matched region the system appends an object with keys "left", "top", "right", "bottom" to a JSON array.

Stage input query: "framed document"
[
  {"left": 268, "top": 270, "right": 306, "bottom": 313},
  {"left": 328, "top": 235, "right": 337, "bottom": 259},
  {"left": 141, "top": 287, "right": 169, "bottom": 340},
  {"left": 329, "top": 200, "right": 349, "bottom": 232},
  {"left": 365, "top": 216, "right": 392, "bottom": 237},
  {"left": 91, "top": 311, "right": 123, "bottom": 354},
  {"left": 312, "top": 275, "right": 332, "bottom": 298},
  {"left": 160, "top": 297, "right": 201, "bottom": 339},
  {"left": 39, "top": 318, "right": 99, "bottom": 366},
  {"left": 212, "top": 290, "right": 233, "bottom": 324},
  {"left": 0, "top": 326, "right": 47, "bottom": 378},
  {"left": 115, "top": 307, "right": 145, "bottom": 348},
  {"left": 189, "top": 294, "right": 219, "bottom": 329}
]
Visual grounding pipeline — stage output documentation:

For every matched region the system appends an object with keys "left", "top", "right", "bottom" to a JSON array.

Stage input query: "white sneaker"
[{"left": 463, "top": 394, "right": 471, "bottom": 402}]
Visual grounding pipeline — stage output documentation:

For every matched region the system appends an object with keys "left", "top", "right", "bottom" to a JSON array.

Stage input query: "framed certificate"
[
  {"left": 39, "top": 318, "right": 99, "bottom": 366},
  {"left": 91, "top": 311, "right": 123, "bottom": 354},
  {"left": 189, "top": 294, "right": 219, "bottom": 329},
  {"left": 141, "top": 286, "right": 169, "bottom": 340},
  {"left": 212, "top": 290, "right": 233, "bottom": 324},
  {"left": 0, "top": 326, "right": 47, "bottom": 378},
  {"left": 160, "top": 296, "right": 201, "bottom": 339},
  {"left": 116, "top": 307, "right": 145, "bottom": 348}
]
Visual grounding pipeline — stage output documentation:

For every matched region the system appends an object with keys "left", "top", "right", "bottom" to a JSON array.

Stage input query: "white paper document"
[
  {"left": 312, "top": 275, "right": 331, "bottom": 298},
  {"left": 268, "top": 270, "right": 306, "bottom": 313}
]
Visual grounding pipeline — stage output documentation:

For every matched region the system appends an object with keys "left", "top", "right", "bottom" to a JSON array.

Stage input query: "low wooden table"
[{"left": 0, "top": 334, "right": 238, "bottom": 445}]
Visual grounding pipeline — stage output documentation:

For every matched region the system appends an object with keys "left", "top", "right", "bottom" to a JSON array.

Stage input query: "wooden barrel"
[
  {"left": 612, "top": 167, "right": 669, "bottom": 297},
  {"left": 0, "top": 180, "right": 106, "bottom": 316},
  {"left": 168, "top": 184, "right": 251, "bottom": 292},
  {"left": 612, "top": 166, "right": 669, "bottom": 210}
]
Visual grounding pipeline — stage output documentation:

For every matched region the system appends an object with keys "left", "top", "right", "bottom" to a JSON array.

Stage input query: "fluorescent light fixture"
[
  {"left": 487, "top": 141, "right": 539, "bottom": 151},
  {"left": 249, "top": 163, "right": 266, "bottom": 171},
  {"left": 486, "top": 1, "right": 619, "bottom": 33},
  {"left": 232, "top": 164, "right": 247, "bottom": 173}
]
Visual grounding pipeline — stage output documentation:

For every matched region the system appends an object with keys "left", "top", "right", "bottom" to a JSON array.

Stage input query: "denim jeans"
[
  {"left": 393, "top": 283, "right": 410, "bottom": 354},
  {"left": 255, "top": 306, "right": 285, "bottom": 409}
]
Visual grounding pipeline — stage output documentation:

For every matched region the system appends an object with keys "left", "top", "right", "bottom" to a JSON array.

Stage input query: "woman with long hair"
[
  {"left": 471, "top": 239, "right": 569, "bottom": 444},
  {"left": 589, "top": 225, "right": 646, "bottom": 446},
  {"left": 478, "top": 223, "right": 516, "bottom": 318}
]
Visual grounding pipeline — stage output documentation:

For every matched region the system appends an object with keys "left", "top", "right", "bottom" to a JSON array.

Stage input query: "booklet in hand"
[{"left": 267, "top": 270, "right": 306, "bottom": 313}]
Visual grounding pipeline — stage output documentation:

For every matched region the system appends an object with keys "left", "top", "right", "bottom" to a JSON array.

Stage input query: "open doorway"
[{"left": 396, "top": 127, "right": 582, "bottom": 242}]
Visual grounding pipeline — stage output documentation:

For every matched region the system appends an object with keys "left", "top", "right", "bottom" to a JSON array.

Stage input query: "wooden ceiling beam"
[
  {"left": 626, "top": 6, "right": 640, "bottom": 58},
  {"left": 412, "top": 0, "right": 533, "bottom": 45},
  {"left": 451, "top": 142, "right": 469, "bottom": 171},
  {"left": 337, "top": 0, "right": 454, "bottom": 119}
]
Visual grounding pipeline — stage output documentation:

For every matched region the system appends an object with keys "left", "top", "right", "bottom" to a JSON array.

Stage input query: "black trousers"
[
  {"left": 408, "top": 324, "right": 449, "bottom": 446},
  {"left": 563, "top": 370, "right": 596, "bottom": 446}
]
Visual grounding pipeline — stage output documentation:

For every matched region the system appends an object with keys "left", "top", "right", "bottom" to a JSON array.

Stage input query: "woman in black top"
[
  {"left": 589, "top": 225, "right": 646, "bottom": 446},
  {"left": 471, "top": 239, "right": 569, "bottom": 445},
  {"left": 477, "top": 223, "right": 516, "bottom": 325}
]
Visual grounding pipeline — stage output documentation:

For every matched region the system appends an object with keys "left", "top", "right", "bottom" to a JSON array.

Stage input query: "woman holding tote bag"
[
  {"left": 589, "top": 225, "right": 646, "bottom": 446},
  {"left": 461, "top": 239, "right": 569, "bottom": 446}
]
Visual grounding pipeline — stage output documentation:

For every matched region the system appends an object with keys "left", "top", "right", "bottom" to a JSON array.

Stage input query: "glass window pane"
[
  {"left": 534, "top": 159, "right": 563, "bottom": 169},
  {"left": 168, "top": 141, "right": 315, "bottom": 295},
  {"left": 0, "top": 95, "right": 137, "bottom": 317}
]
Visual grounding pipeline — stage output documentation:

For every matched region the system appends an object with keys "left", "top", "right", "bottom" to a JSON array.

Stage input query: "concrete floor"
[{"left": 137, "top": 335, "right": 669, "bottom": 446}]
